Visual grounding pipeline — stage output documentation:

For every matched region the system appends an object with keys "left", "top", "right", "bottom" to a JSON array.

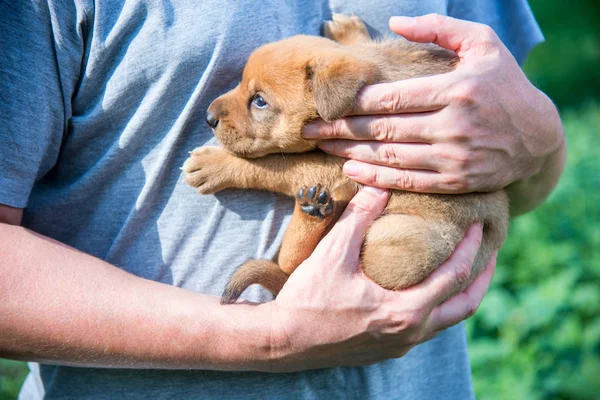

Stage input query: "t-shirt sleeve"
[
  {"left": 0, "top": 1, "right": 90, "bottom": 208},
  {"left": 448, "top": 0, "right": 544, "bottom": 65}
]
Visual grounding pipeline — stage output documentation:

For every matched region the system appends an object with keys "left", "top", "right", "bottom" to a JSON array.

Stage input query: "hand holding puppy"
[
  {"left": 262, "top": 186, "right": 497, "bottom": 371},
  {"left": 304, "top": 14, "right": 566, "bottom": 215}
]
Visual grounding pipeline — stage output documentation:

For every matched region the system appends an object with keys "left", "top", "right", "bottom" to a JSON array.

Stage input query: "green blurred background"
[
  {"left": 1, "top": 0, "right": 599, "bottom": 398},
  {"left": 466, "top": 0, "right": 600, "bottom": 398}
]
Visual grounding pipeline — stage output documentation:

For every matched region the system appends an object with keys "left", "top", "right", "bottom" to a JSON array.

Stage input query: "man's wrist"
[{"left": 194, "top": 300, "right": 280, "bottom": 372}]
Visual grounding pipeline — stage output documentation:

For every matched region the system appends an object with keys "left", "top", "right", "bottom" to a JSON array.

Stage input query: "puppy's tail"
[{"left": 221, "top": 260, "right": 288, "bottom": 304}]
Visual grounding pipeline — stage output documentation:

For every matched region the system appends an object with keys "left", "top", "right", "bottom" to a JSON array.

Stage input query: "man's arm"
[
  {"left": 0, "top": 204, "right": 274, "bottom": 370},
  {"left": 0, "top": 189, "right": 493, "bottom": 372},
  {"left": 503, "top": 97, "right": 566, "bottom": 215}
]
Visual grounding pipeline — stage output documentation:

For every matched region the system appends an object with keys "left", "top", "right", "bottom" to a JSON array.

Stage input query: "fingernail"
[
  {"left": 363, "top": 186, "right": 387, "bottom": 195},
  {"left": 343, "top": 161, "right": 359, "bottom": 176},
  {"left": 302, "top": 123, "right": 320, "bottom": 138},
  {"left": 389, "top": 16, "right": 414, "bottom": 25}
]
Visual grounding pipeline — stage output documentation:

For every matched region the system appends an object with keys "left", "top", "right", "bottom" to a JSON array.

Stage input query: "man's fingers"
[
  {"left": 351, "top": 77, "right": 451, "bottom": 115},
  {"left": 319, "top": 141, "right": 439, "bottom": 172},
  {"left": 310, "top": 186, "right": 389, "bottom": 272},
  {"left": 388, "top": 14, "right": 501, "bottom": 56},
  {"left": 424, "top": 252, "right": 497, "bottom": 334},
  {"left": 304, "top": 67, "right": 454, "bottom": 118},
  {"left": 303, "top": 114, "right": 437, "bottom": 142},
  {"left": 402, "top": 223, "right": 484, "bottom": 311},
  {"left": 341, "top": 160, "right": 460, "bottom": 193}
]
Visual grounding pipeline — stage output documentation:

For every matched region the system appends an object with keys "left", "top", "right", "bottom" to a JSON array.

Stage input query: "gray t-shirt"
[{"left": 1, "top": 1, "right": 542, "bottom": 399}]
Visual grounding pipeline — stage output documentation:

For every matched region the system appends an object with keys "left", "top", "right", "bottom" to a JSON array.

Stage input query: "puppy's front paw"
[
  {"left": 182, "top": 147, "right": 234, "bottom": 194},
  {"left": 324, "top": 14, "right": 371, "bottom": 45},
  {"left": 297, "top": 185, "right": 333, "bottom": 218}
]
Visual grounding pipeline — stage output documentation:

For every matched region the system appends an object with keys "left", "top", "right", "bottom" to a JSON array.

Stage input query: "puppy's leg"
[
  {"left": 277, "top": 185, "right": 347, "bottom": 275},
  {"left": 183, "top": 147, "right": 356, "bottom": 197},
  {"left": 220, "top": 184, "right": 353, "bottom": 303},
  {"left": 361, "top": 191, "right": 508, "bottom": 295},
  {"left": 324, "top": 14, "right": 371, "bottom": 45},
  {"left": 221, "top": 185, "right": 348, "bottom": 304},
  {"left": 361, "top": 214, "right": 460, "bottom": 291}
]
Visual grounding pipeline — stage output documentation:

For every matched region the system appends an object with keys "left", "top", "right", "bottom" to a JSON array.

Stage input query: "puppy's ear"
[{"left": 306, "top": 54, "right": 376, "bottom": 122}]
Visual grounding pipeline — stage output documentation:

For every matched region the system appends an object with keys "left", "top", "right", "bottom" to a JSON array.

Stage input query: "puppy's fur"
[{"left": 183, "top": 14, "right": 509, "bottom": 304}]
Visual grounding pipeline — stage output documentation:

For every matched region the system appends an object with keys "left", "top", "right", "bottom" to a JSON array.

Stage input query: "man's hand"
[
  {"left": 303, "top": 14, "right": 566, "bottom": 215},
  {"left": 263, "top": 187, "right": 497, "bottom": 371}
]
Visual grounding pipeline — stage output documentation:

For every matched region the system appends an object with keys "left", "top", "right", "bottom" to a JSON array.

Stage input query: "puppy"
[{"left": 183, "top": 14, "right": 509, "bottom": 304}]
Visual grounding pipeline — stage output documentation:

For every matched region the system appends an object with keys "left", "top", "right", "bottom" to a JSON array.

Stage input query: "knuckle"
[
  {"left": 439, "top": 149, "right": 479, "bottom": 192},
  {"left": 377, "top": 144, "right": 401, "bottom": 166},
  {"left": 451, "top": 78, "right": 482, "bottom": 109},
  {"left": 393, "top": 169, "right": 415, "bottom": 191},
  {"left": 454, "top": 261, "right": 472, "bottom": 285},
  {"left": 472, "top": 25, "right": 501, "bottom": 57},
  {"left": 465, "top": 298, "right": 480, "bottom": 318},
  {"left": 462, "top": 175, "right": 478, "bottom": 192},
  {"left": 453, "top": 119, "right": 477, "bottom": 145},
  {"left": 442, "top": 173, "right": 466, "bottom": 192},
  {"left": 378, "top": 306, "right": 423, "bottom": 331},
  {"left": 328, "top": 121, "right": 345, "bottom": 138},
  {"left": 386, "top": 308, "right": 425, "bottom": 335},
  {"left": 372, "top": 118, "right": 395, "bottom": 142},
  {"left": 377, "top": 89, "right": 405, "bottom": 113},
  {"left": 452, "top": 150, "right": 476, "bottom": 170},
  {"left": 402, "top": 312, "right": 423, "bottom": 330},
  {"left": 478, "top": 24, "right": 499, "bottom": 44},
  {"left": 368, "top": 166, "right": 383, "bottom": 186},
  {"left": 420, "top": 13, "right": 445, "bottom": 27}
]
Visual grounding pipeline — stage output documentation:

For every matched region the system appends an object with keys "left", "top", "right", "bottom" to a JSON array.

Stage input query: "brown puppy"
[{"left": 183, "top": 14, "right": 509, "bottom": 304}]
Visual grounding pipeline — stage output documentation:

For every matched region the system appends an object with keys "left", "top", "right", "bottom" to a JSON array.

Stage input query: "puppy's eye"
[{"left": 252, "top": 95, "right": 269, "bottom": 109}]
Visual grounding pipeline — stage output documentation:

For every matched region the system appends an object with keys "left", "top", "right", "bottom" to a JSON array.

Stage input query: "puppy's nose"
[{"left": 205, "top": 112, "right": 219, "bottom": 128}]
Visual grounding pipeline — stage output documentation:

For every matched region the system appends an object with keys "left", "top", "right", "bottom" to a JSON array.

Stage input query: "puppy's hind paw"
[
  {"left": 323, "top": 14, "right": 371, "bottom": 45},
  {"left": 297, "top": 185, "right": 334, "bottom": 218}
]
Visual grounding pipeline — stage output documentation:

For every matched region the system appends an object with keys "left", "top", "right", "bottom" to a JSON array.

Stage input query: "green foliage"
[
  {"left": 523, "top": 0, "right": 600, "bottom": 109},
  {"left": 467, "top": 103, "right": 600, "bottom": 400},
  {"left": 468, "top": 2, "right": 600, "bottom": 398},
  {"left": 0, "top": 359, "right": 27, "bottom": 399}
]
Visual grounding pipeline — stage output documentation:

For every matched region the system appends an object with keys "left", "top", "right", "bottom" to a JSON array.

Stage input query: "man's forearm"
[
  {"left": 505, "top": 95, "right": 566, "bottom": 216},
  {"left": 506, "top": 139, "right": 566, "bottom": 216},
  {"left": 0, "top": 223, "right": 274, "bottom": 370}
]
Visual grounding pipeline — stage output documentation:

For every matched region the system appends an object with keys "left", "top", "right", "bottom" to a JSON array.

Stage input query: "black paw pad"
[
  {"left": 296, "top": 185, "right": 334, "bottom": 218},
  {"left": 306, "top": 185, "right": 317, "bottom": 200}
]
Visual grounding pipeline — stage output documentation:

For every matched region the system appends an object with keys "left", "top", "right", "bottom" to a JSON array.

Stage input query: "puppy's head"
[{"left": 206, "top": 35, "right": 378, "bottom": 158}]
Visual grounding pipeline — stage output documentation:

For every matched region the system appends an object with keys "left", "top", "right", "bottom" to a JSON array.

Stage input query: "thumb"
[
  {"left": 309, "top": 186, "right": 389, "bottom": 271},
  {"left": 388, "top": 14, "right": 501, "bottom": 57}
]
